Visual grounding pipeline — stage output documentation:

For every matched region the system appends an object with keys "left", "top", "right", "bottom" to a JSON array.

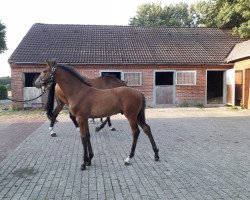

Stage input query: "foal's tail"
[
  {"left": 46, "top": 81, "right": 56, "bottom": 121},
  {"left": 137, "top": 93, "right": 146, "bottom": 125}
]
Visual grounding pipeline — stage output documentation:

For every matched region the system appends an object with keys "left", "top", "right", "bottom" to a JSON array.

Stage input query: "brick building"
[
  {"left": 226, "top": 40, "right": 250, "bottom": 108},
  {"left": 8, "top": 23, "right": 243, "bottom": 108}
]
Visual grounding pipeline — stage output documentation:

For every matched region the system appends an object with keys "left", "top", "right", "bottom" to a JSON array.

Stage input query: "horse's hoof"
[
  {"left": 81, "top": 164, "right": 86, "bottom": 171},
  {"left": 124, "top": 161, "right": 130, "bottom": 166},
  {"left": 155, "top": 156, "right": 160, "bottom": 161},
  {"left": 110, "top": 127, "right": 116, "bottom": 131},
  {"left": 51, "top": 133, "right": 57, "bottom": 137},
  {"left": 95, "top": 127, "right": 101, "bottom": 132},
  {"left": 86, "top": 161, "right": 91, "bottom": 166}
]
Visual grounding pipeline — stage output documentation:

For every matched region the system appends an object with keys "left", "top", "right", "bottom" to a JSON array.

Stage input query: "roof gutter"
[{"left": 9, "top": 61, "right": 234, "bottom": 66}]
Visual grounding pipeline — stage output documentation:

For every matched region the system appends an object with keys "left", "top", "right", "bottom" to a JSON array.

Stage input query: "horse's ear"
[{"left": 46, "top": 59, "right": 57, "bottom": 67}]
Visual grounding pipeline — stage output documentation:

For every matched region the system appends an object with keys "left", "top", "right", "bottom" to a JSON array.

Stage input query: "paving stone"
[{"left": 1, "top": 108, "right": 250, "bottom": 199}]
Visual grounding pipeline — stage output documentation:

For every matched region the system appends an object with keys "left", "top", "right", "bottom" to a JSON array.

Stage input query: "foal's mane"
[{"left": 57, "top": 64, "right": 91, "bottom": 86}]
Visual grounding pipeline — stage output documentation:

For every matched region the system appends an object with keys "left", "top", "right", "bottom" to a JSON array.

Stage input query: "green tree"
[
  {"left": 191, "top": 0, "right": 250, "bottom": 38},
  {"left": 0, "top": 21, "right": 7, "bottom": 53},
  {"left": 0, "top": 76, "right": 11, "bottom": 85},
  {"left": 0, "top": 85, "right": 7, "bottom": 99},
  {"left": 129, "top": 3, "right": 193, "bottom": 27}
]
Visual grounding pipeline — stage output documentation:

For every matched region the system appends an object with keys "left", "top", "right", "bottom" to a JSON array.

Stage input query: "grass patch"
[{"left": 0, "top": 101, "right": 46, "bottom": 120}]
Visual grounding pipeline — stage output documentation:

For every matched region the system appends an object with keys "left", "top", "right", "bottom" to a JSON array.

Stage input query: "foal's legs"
[
  {"left": 86, "top": 129, "right": 94, "bottom": 166},
  {"left": 69, "top": 112, "right": 80, "bottom": 132},
  {"left": 138, "top": 122, "right": 159, "bottom": 161},
  {"left": 124, "top": 116, "right": 140, "bottom": 165},
  {"left": 78, "top": 117, "right": 93, "bottom": 170}
]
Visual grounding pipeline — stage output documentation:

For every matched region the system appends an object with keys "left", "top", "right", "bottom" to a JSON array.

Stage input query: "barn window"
[
  {"left": 155, "top": 72, "right": 174, "bottom": 85},
  {"left": 24, "top": 73, "right": 40, "bottom": 87},
  {"left": 101, "top": 71, "right": 122, "bottom": 79},
  {"left": 124, "top": 72, "right": 142, "bottom": 86},
  {"left": 176, "top": 71, "right": 196, "bottom": 85}
]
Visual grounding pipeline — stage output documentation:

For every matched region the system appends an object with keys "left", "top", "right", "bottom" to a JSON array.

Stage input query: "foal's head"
[{"left": 35, "top": 59, "right": 57, "bottom": 88}]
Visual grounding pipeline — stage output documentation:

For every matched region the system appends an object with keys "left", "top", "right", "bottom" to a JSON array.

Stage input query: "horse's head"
[{"left": 35, "top": 59, "right": 57, "bottom": 88}]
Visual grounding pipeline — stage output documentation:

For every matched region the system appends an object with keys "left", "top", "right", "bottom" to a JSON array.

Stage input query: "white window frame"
[
  {"left": 176, "top": 70, "right": 197, "bottom": 86},
  {"left": 123, "top": 72, "right": 142, "bottom": 86}
]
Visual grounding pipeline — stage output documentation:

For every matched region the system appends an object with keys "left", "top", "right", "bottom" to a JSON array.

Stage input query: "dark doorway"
[
  {"left": 101, "top": 71, "right": 121, "bottom": 79},
  {"left": 207, "top": 71, "right": 224, "bottom": 104},
  {"left": 24, "top": 73, "right": 40, "bottom": 87},
  {"left": 155, "top": 71, "right": 174, "bottom": 104},
  {"left": 155, "top": 72, "right": 174, "bottom": 85}
]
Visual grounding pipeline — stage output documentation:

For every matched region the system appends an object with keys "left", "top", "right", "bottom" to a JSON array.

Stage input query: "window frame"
[
  {"left": 123, "top": 72, "right": 142, "bottom": 86},
  {"left": 176, "top": 70, "right": 197, "bottom": 86}
]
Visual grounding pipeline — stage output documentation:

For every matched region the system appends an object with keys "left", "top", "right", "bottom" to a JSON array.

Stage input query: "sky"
[{"left": 0, "top": 0, "right": 197, "bottom": 77}]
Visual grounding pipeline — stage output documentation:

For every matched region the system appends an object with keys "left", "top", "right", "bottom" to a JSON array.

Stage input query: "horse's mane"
[
  {"left": 46, "top": 64, "right": 91, "bottom": 121},
  {"left": 57, "top": 64, "right": 91, "bottom": 86}
]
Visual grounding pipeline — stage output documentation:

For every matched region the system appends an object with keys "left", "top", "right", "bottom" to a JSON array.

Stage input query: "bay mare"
[
  {"left": 45, "top": 75, "right": 126, "bottom": 137},
  {"left": 35, "top": 60, "right": 159, "bottom": 170}
]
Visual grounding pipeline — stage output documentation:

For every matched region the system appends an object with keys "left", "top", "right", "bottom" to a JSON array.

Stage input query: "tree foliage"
[
  {"left": 129, "top": 3, "right": 193, "bottom": 27},
  {"left": 190, "top": 0, "right": 250, "bottom": 38},
  {"left": 0, "top": 85, "right": 7, "bottom": 99},
  {"left": 129, "top": 1, "right": 250, "bottom": 38},
  {"left": 0, "top": 76, "right": 11, "bottom": 85},
  {"left": 0, "top": 21, "right": 7, "bottom": 54}
]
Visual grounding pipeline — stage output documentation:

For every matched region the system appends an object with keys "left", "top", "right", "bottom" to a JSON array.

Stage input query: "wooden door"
[
  {"left": 155, "top": 86, "right": 173, "bottom": 104},
  {"left": 154, "top": 71, "right": 174, "bottom": 105},
  {"left": 235, "top": 70, "right": 243, "bottom": 106},
  {"left": 23, "top": 87, "right": 42, "bottom": 108},
  {"left": 226, "top": 69, "right": 234, "bottom": 105}
]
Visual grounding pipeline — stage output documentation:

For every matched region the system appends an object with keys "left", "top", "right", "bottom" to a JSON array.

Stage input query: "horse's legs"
[
  {"left": 86, "top": 129, "right": 94, "bottom": 166},
  {"left": 95, "top": 118, "right": 108, "bottom": 132},
  {"left": 107, "top": 117, "right": 116, "bottom": 131},
  {"left": 124, "top": 117, "right": 140, "bottom": 165},
  {"left": 95, "top": 117, "right": 116, "bottom": 132},
  {"left": 49, "top": 100, "right": 64, "bottom": 137},
  {"left": 138, "top": 122, "right": 159, "bottom": 161},
  {"left": 90, "top": 118, "right": 95, "bottom": 124},
  {"left": 78, "top": 117, "right": 90, "bottom": 171},
  {"left": 69, "top": 112, "right": 80, "bottom": 132}
]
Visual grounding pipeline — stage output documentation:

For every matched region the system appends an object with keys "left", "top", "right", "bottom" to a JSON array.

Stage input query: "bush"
[{"left": 0, "top": 85, "right": 7, "bottom": 100}]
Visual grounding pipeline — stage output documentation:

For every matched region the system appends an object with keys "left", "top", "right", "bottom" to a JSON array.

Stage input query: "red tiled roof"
[{"left": 8, "top": 23, "right": 243, "bottom": 65}]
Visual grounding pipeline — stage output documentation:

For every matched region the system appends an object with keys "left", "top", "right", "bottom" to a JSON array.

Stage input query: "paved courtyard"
[{"left": 1, "top": 108, "right": 250, "bottom": 200}]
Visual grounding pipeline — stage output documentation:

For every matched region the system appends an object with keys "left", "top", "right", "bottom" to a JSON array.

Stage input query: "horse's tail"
[
  {"left": 46, "top": 81, "right": 56, "bottom": 121},
  {"left": 137, "top": 93, "right": 146, "bottom": 125}
]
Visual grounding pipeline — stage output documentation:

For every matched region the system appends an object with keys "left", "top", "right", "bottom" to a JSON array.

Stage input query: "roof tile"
[{"left": 9, "top": 23, "right": 243, "bottom": 65}]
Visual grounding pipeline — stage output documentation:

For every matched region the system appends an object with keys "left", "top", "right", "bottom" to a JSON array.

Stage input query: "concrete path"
[{"left": 1, "top": 108, "right": 250, "bottom": 200}]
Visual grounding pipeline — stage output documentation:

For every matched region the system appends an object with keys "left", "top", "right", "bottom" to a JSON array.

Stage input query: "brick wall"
[
  {"left": 10, "top": 63, "right": 45, "bottom": 108},
  {"left": 10, "top": 63, "right": 233, "bottom": 108}
]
